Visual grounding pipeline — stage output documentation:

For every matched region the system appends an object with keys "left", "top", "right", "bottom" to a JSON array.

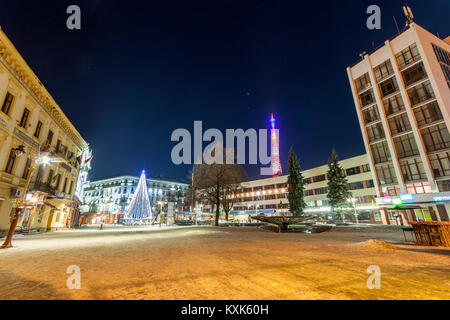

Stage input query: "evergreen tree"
[
  {"left": 287, "top": 147, "right": 305, "bottom": 216},
  {"left": 327, "top": 149, "right": 352, "bottom": 214}
]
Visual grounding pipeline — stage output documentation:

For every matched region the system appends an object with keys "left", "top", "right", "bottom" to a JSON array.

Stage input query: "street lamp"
[
  {"left": 347, "top": 198, "right": 359, "bottom": 224},
  {"left": 1, "top": 147, "right": 59, "bottom": 249}
]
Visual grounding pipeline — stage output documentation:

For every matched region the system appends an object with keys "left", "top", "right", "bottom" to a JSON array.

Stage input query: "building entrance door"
[{"left": 46, "top": 211, "right": 54, "bottom": 230}]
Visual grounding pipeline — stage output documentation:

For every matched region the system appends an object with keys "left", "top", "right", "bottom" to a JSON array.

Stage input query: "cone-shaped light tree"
[
  {"left": 287, "top": 147, "right": 305, "bottom": 216},
  {"left": 326, "top": 149, "right": 352, "bottom": 215},
  {"left": 126, "top": 170, "right": 153, "bottom": 221}
]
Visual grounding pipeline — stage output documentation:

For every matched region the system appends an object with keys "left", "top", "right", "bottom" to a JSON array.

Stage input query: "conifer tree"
[
  {"left": 327, "top": 149, "right": 352, "bottom": 215},
  {"left": 287, "top": 147, "right": 305, "bottom": 216}
]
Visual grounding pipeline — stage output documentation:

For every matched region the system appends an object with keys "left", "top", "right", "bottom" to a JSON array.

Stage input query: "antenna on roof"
[
  {"left": 393, "top": 16, "right": 400, "bottom": 34},
  {"left": 403, "top": 5, "right": 414, "bottom": 26}
]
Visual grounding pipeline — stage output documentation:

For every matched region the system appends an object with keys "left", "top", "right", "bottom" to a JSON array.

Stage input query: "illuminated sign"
[
  {"left": 433, "top": 196, "right": 450, "bottom": 202},
  {"left": 400, "top": 194, "right": 413, "bottom": 201},
  {"left": 382, "top": 196, "right": 392, "bottom": 203},
  {"left": 392, "top": 197, "right": 402, "bottom": 205}
]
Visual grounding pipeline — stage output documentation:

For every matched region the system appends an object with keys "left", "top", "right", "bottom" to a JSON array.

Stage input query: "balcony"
[{"left": 29, "top": 181, "right": 57, "bottom": 195}]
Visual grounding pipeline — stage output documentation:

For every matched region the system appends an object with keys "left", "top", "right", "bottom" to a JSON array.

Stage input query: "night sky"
[{"left": 0, "top": 1, "right": 448, "bottom": 182}]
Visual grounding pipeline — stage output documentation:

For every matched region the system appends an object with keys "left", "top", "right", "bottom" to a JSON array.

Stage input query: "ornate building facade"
[
  {"left": 81, "top": 175, "right": 189, "bottom": 224},
  {"left": 0, "top": 27, "right": 90, "bottom": 235}
]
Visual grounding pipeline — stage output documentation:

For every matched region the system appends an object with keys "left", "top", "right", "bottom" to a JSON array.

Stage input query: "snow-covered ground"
[{"left": 0, "top": 225, "right": 448, "bottom": 300}]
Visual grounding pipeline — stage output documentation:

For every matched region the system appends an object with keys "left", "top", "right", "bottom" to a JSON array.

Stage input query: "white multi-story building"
[
  {"left": 221, "top": 154, "right": 381, "bottom": 223},
  {"left": 81, "top": 175, "right": 189, "bottom": 224},
  {"left": 347, "top": 18, "right": 450, "bottom": 224}
]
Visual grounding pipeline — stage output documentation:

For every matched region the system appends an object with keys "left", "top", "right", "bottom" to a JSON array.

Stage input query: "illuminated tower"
[
  {"left": 270, "top": 113, "right": 283, "bottom": 177},
  {"left": 126, "top": 170, "right": 153, "bottom": 222}
]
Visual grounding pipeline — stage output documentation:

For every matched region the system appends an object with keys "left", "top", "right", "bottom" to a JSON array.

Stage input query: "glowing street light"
[{"left": 1, "top": 146, "right": 60, "bottom": 249}]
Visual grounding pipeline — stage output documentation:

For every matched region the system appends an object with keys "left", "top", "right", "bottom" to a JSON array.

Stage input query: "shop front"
[{"left": 375, "top": 192, "right": 450, "bottom": 225}]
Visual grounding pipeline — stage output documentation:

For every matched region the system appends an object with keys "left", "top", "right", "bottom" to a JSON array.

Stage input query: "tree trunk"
[
  {"left": 215, "top": 200, "right": 220, "bottom": 226},
  {"left": 1, "top": 208, "right": 20, "bottom": 249},
  {"left": 225, "top": 211, "right": 229, "bottom": 221}
]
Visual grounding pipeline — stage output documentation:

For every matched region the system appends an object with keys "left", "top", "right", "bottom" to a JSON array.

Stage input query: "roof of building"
[{"left": 0, "top": 26, "right": 89, "bottom": 151}]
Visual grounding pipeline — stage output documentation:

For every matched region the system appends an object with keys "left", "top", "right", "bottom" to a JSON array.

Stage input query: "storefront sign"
[
  {"left": 433, "top": 196, "right": 450, "bottom": 202},
  {"left": 13, "top": 127, "right": 39, "bottom": 149},
  {"left": 400, "top": 194, "right": 413, "bottom": 201},
  {"left": 59, "top": 162, "right": 72, "bottom": 172}
]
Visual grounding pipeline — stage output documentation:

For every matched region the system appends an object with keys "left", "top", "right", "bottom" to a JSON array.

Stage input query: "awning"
[{"left": 44, "top": 202, "right": 58, "bottom": 209}]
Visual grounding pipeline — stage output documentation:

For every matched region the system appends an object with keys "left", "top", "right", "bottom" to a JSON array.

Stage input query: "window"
[
  {"left": 395, "top": 43, "right": 421, "bottom": 69},
  {"left": 407, "top": 80, "right": 435, "bottom": 106},
  {"left": 346, "top": 166, "right": 361, "bottom": 176},
  {"left": 312, "top": 174, "right": 326, "bottom": 182},
  {"left": 1, "top": 92, "right": 14, "bottom": 115},
  {"left": 56, "top": 140, "right": 61, "bottom": 153},
  {"left": 402, "top": 62, "right": 427, "bottom": 86},
  {"left": 394, "top": 133, "right": 419, "bottom": 159},
  {"left": 362, "top": 105, "right": 380, "bottom": 124},
  {"left": 46, "top": 130, "right": 54, "bottom": 146},
  {"left": 374, "top": 60, "right": 394, "bottom": 82},
  {"left": 314, "top": 187, "right": 328, "bottom": 195},
  {"left": 4, "top": 148, "right": 16, "bottom": 174},
  {"left": 421, "top": 123, "right": 450, "bottom": 152},
  {"left": 34, "top": 121, "right": 43, "bottom": 138},
  {"left": 413, "top": 101, "right": 443, "bottom": 127},
  {"left": 35, "top": 165, "right": 44, "bottom": 184},
  {"left": 355, "top": 73, "right": 371, "bottom": 92},
  {"left": 366, "top": 122, "right": 385, "bottom": 142},
  {"left": 62, "top": 178, "right": 68, "bottom": 193},
  {"left": 348, "top": 181, "right": 364, "bottom": 190},
  {"left": 68, "top": 180, "right": 74, "bottom": 195},
  {"left": 55, "top": 174, "right": 61, "bottom": 189},
  {"left": 383, "top": 94, "right": 404, "bottom": 115},
  {"left": 303, "top": 178, "right": 312, "bottom": 185},
  {"left": 429, "top": 152, "right": 450, "bottom": 178},
  {"left": 432, "top": 44, "right": 450, "bottom": 87},
  {"left": 376, "top": 163, "right": 397, "bottom": 185},
  {"left": 304, "top": 189, "right": 314, "bottom": 196},
  {"left": 47, "top": 169, "right": 54, "bottom": 184},
  {"left": 388, "top": 112, "right": 411, "bottom": 135},
  {"left": 22, "top": 158, "right": 32, "bottom": 179},
  {"left": 19, "top": 108, "right": 30, "bottom": 128},
  {"left": 359, "top": 89, "right": 375, "bottom": 107},
  {"left": 406, "top": 182, "right": 432, "bottom": 195},
  {"left": 379, "top": 77, "right": 398, "bottom": 97},
  {"left": 400, "top": 158, "right": 426, "bottom": 182},
  {"left": 437, "top": 180, "right": 450, "bottom": 192},
  {"left": 371, "top": 141, "right": 391, "bottom": 164},
  {"left": 366, "top": 179, "right": 375, "bottom": 188},
  {"left": 362, "top": 164, "right": 371, "bottom": 172}
]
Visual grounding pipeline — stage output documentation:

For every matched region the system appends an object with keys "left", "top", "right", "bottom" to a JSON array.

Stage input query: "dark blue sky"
[{"left": 0, "top": 1, "right": 448, "bottom": 181}]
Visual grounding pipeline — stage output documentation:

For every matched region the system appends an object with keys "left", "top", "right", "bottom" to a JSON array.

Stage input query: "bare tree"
[
  {"left": 193, "top": 149, "right": 246, "bottom": 226},
  {"left": 221, "top": 183, "right": 241, "bottom": 221}
]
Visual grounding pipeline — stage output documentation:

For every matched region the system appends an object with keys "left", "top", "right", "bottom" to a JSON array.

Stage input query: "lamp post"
[
  {"left": 1, "top": 148, "right": 54, "bottom": 249},
  {"left": 347, "top": 198, "right": 359, "bottom": 224}
]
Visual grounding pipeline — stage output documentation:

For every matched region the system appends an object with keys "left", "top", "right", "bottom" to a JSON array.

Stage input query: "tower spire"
[{"left": 270, "top": 113, "right": 282, "bottom": 177}]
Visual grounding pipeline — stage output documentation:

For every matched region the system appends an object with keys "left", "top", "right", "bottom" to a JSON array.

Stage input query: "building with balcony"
[
  {"left": 81, "top": 175, "right": 189, "bottom": 224},
  {"left": 347, "top": 21, "right": 450, "bottom": 224},
  {"left": 0, "top": 27, "right": 90, "bottom": 235},
  {"left": 220, "top": 154, "right": 382, "bottom": 223}
]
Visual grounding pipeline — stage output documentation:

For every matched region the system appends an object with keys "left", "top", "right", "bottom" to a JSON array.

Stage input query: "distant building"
[
  {"left": 0, "top": 27, "right": 89, "bottom": 235},
  {"left": 215, "top": 154, "right": 381, "bottom": 223},
  {"left": 81, "top": 175, "right": 189, "bottom": 224},
  {"left": 347, "top": 20, "right": 450, "bottom": 224}
]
